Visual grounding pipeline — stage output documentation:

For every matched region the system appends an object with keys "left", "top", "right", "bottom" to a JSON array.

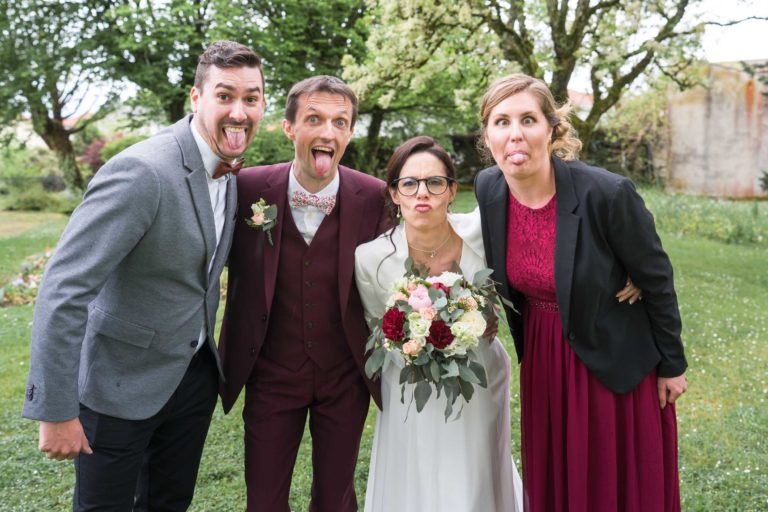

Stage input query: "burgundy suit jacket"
[{"left": 218, "top": 162, "right": 389, "bottom": 412}]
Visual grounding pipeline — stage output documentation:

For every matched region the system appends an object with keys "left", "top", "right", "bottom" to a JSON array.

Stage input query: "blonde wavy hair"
[{"left": 478, "top": 73, "right": 582, "bottom": 162}]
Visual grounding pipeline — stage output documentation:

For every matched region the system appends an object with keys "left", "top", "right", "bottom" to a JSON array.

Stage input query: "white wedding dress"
[{"left": 354, "top": 210, "right": 523, "bottom": 512}]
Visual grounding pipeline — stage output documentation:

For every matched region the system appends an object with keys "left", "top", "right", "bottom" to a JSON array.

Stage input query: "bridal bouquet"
[{"left": 365, "top": 260, "right": 499, "bottom": 420}]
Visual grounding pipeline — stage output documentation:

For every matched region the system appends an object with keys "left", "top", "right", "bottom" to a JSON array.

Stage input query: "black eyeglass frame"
[{"left": 390, "top": 176, "right": 457, "bottom": 196}]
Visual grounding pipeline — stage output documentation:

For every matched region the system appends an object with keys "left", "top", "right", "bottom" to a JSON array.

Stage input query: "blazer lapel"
[
  {"left": 553, "top": 157, "right": 579, "bottom": 334},
  {"left": 485, "top": 169, "right": 513, "bottom": 302},
  {"left": 208, "top": 176, "right": 237, "bottom": 284},
  {"left": 174, "top": 117, "right": 216, "bottom": 281},
  {"left": 261, "top": 164, "right": 290, "bottom": 310},
  {"left": 337, "top": 168, "right": 364, "bottom": 315}
]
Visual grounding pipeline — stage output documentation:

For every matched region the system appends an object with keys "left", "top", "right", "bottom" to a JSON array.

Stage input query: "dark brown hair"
[
  {"left": 194, "top": 41, "right": 264, "bottom": 91},
  {"left": 383, "top": 135, "right": 456, "bottom": 225},
  {"left": 284, "top": 75, "right": 358, "bottom": 127}
]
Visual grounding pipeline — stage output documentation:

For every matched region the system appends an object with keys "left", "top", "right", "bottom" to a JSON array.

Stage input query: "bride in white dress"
[{"left": 354, "top": 136, "right": 523, "bottom": 512}]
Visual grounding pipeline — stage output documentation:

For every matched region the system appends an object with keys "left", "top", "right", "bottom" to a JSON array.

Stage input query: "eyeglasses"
[{"left": 391, "top": 176, "right": 456, "bottom": 196}]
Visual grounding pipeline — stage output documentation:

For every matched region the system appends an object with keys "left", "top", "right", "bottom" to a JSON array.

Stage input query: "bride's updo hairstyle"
[
  {"left": 478, "top": 73, "right": 582, "bottom": 162},
  {"left": 383, "top": 135, "right": 456, "bottom": 225}
]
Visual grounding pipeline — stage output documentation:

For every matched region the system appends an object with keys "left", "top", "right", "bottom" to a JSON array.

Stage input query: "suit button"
[
  {"left": 189, "top": 340, "right": 197, "bottom": 348},
  {"left": 250, "top": 347, "right": 256, "bottom": 356},
  {"left": 307, "top": 321, "right": 314, "bottom": 329},
  {"left": 306, "top": 341, "right": 313, "bottom": 349},
  {"left": 305, "top": 302, "right": 312, "bottom": 308},
  {"left": 304, "top": 260, "right": 311, "bottom": 267},
  {"left": 305, "top": 280, "right": 313, "bottom": 288},
  {"left": 261, "top": 314, "right": 267, "bottom": 322},
  {"left": 568, "top": 332, "right": 576, "bottom": 341}
]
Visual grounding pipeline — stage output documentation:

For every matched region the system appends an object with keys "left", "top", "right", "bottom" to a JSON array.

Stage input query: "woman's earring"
[{"left": 396, "top": 205, "right": 401, "bottom": 218}]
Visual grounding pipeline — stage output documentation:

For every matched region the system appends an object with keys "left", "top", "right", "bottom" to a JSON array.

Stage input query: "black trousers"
[{"left": 73, "top": 344, "right": 218, "bottom": 512}]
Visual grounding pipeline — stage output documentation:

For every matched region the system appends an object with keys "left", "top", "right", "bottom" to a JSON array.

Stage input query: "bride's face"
[{"left": 390, "top": 152, "right": 457, "bottom": 230}]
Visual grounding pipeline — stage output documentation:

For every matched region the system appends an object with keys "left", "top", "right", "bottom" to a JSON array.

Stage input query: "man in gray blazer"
[{"left": 21, "top": 40, "right": 266, "bottom": 511}]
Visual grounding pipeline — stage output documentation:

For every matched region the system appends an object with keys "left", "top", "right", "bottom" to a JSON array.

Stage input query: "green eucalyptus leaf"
[{"left": 414, "top": 380, "right": 432, "bottom": 412}]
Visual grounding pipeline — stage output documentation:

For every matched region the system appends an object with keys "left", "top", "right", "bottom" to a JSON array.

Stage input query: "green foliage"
[
  {"left": 242, "top": 120, "right": 295, "bottom": 166},
  {"left": 344, "top": 0, "right": 707, "bottom": 155},
  {"left": 98, "top": 1, "right": 213, "bottom": 123},
  {"left": 100, "top": 135, "right": 148, "bottom": 163},
  {"left": 0, "top": 0, "right": 118, "bottom": 190},
  {"left": 4, "top": 185, "right": 79, "bottom": 215},
  {"left": 2, "top": 194, "right": 768, "bottom": 509},
  {"left": 222, "top": 0, "right": 370, "bottom": 102},
  {"left": 641, "top": 187, "right": 768, "bottom": 246}
]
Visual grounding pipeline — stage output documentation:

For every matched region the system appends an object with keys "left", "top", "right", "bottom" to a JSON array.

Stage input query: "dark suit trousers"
[
  {"left": 74, "top": 344, "right": 218, "bottom": 512},
  {"left": 243, "top": 355, "right": 369, "bottom": 512}
]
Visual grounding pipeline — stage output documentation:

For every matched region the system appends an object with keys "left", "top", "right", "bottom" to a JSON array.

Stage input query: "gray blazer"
[{"left": 22, "top": 115, "right": 234, "bottom": 422}]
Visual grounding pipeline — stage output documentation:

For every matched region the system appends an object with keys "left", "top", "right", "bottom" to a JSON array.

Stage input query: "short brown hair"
[
  {"left": 194, "top": 41, "right": 263, "bottom": 91},
  {"left": 478, "top": 73, "right": 582, "bottom": 161},
  {"left": 284, "top": 76, "right": 358, "bottom": 127}
]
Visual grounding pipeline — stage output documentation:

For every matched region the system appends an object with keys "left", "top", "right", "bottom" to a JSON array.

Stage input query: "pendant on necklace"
[{"left": 429, "top": 250, "right": 436, "bottom": 258}]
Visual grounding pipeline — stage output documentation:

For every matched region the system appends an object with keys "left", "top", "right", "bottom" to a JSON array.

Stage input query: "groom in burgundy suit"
[{"left": 218, "top": 76, "right": 389, "bottom": 511}]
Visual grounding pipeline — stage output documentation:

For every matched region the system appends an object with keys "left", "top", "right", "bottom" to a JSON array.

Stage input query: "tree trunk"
[
  {"left": 361, "top": 107, "right": 385, "bottom": 176},
  {"left": 167, "top": 92, "right": 189, "bottom": 123},
  {"left": 572, "top": 116, "right": 594, "bottom": 161},
  {"left": 57, "top": 150, "right": 84, "bottom": 192},
  {"left": 36, "top": 120, "right": 85, "bottom": 191}
]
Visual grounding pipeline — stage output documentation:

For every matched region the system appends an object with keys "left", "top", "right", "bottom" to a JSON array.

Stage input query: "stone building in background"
[{"left": 665, "top": 61, "right": 767, "bottom": 198}]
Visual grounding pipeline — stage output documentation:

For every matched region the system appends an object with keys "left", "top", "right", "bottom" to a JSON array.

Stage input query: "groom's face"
[
  {"left": 190, "top": 65, "right": 266, "bottom": 161},
  {"left": 282, "top": 92, "right": 354, "bottom": 193}
]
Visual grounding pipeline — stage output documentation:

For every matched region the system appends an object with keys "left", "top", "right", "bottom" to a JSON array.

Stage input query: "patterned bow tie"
[
  {"left": 290, "top": 190, "right": 336, "bottom": 215},
  {"left": 213, "top": 159, "right": 244, "bottom": 180}
]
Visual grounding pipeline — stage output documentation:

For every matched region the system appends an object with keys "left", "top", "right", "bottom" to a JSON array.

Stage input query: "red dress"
[{"left": 505, "top": 193, "right": 680, "bottom": 512}]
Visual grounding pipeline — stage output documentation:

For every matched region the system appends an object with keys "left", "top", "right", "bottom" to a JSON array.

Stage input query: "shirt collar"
[
  {"left": 287, "top": 162, "right": 340, "bottom": 198},
  {"left": 190, "top": 118, "right": 229, "bottom": 182}
]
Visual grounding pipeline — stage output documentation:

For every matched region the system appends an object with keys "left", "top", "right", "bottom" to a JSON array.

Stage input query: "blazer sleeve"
[
  {"left": 23, "top": 156, "right": 161, "bottom": 421},
  {"left": 354, "top": 242, "right": 388, "bottom": 325},
  {"left": 606, "top": 179, "right": 687, "bottom": 378}
]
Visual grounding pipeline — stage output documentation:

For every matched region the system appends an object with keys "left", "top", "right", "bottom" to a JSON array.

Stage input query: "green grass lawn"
[{"left": 1, "top": 190, "right": 767, "bottom": 511}]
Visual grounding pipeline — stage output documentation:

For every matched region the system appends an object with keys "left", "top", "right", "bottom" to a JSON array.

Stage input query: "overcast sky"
[{"left": 697, "top": 0, "right": 768, "bottom": 62}]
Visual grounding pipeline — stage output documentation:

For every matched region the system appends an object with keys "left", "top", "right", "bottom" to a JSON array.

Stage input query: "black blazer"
[{"left": 475, "top": 157, "right": 687, "bottom": 394}]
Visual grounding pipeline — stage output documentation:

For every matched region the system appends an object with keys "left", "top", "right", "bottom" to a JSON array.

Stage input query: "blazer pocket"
[{"left": 89, "top": 306, "right": 156, "bottom": 348}]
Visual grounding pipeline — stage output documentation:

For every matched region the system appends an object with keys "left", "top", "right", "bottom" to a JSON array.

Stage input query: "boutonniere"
[{"left": 245, "top": 198, "right": 278, "bottom": 246}]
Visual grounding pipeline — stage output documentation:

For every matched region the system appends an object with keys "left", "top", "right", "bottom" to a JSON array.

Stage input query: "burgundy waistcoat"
[{"left": 260, "top": 203, "right": 350, "bottom": 370}]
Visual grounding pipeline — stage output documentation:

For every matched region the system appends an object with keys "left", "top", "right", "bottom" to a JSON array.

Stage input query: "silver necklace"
[{"left": 408, "top": 232, "right": 452, "bottom": 259}]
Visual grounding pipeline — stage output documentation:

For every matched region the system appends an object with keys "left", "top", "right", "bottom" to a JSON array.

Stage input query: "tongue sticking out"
[
  {"left": 510, "top": 153, "right": 528, "bottom": 165},
  {"left": 313, "top": 150, "right": 333, "bottom": 176},
  {"left": 224, "top": 128, "right": 246, "bottom": 150}
]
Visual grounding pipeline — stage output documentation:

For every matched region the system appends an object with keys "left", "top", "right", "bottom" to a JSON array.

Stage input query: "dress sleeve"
[{"left": 354, "top": 241, "right": 390, "bottom": 324}]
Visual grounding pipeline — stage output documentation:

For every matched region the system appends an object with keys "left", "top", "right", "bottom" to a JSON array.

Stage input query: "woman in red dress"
[{"left": 474, "top": 74, "right": 688, "bottom": 512}]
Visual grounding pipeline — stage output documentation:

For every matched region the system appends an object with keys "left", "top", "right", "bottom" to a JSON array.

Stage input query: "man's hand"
[
  {"left": 616, "top": 277, "right": 642, "bottom": 304},
  {"left": 657, "top": 374, "right": 688, "bottom": 409},
  {"left": 39, "top": 418, "right": 92, "bottom": 460}
]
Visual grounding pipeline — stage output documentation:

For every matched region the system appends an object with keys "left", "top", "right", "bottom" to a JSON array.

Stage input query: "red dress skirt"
[{"left": 506, "top": 193, "right": 680, "bottom": 512}]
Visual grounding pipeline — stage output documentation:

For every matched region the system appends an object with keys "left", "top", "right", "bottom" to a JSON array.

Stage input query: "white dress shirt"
[
  {"left": 287, "top": 163, "right": 339, "bottom": 245},
  {"left": 191, "top": 122, "right": 230, "bottom": 351}
]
